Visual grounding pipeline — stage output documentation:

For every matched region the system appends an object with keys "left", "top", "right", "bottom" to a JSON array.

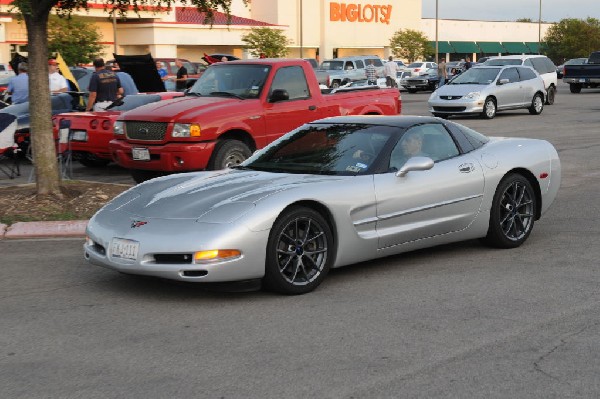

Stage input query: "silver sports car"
[{"left": 85, "top": 116, "right": 561, "bottom": 294}]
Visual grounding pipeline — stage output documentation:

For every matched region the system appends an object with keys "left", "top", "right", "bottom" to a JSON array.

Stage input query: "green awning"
[
  {"left": 525, "top": 42, "right": 541, "bottom": 53},
  {"left": 502, "top": 42, "right": 530, "bottom": 54},
  {"left": 449, "top": 41, "right": 480, "bottom": 54},
  {"left": 476, "top": 42, "right": 505, "bottom": 53},
  {"left": 429, "top": 41, "right": 454, "bottom": 53}
]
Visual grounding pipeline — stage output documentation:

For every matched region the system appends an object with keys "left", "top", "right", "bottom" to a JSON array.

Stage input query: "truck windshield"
[{"left": 188, "top": 64, "right": 270, "bottom": 99}]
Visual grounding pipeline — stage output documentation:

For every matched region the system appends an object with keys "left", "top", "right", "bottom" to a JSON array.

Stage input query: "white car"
[{"left": 406, "top": 61, "right": 437, "bottom": 76}]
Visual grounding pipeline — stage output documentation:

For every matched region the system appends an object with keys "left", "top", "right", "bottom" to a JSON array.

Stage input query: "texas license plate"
[
  {"left": 111, "top": 238, "right": 139, "bottom": 260},
  {"left": 579, "top": 78, "right": 587, "bottom": 83},
  {"left": 132, "top": 147, "right": 150, "bottom": 161}
]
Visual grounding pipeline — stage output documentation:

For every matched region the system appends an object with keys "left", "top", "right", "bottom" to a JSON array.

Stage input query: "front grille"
[
  {"left": 440, "top": 95, "right": 463, "bottom": 100},
  {"left": 126, "top": 121, "right": 168, "bottom": 141},
  {"left": 153, "top": 254, "right": 194, "bottom": 264},
  {"left": 433, "top": 106, "right": 467, "bottom": 112},
  {"left": 406, "top": 79, "right": 426, "bottom": 85}
]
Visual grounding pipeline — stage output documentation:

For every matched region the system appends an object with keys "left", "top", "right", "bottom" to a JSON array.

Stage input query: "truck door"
[{"left": 263, "top": 66, "right": 324, "bottom": 144}]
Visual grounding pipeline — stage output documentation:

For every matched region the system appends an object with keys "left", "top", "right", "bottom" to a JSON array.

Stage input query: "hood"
[
  {"left": 436, "top": 83, "right": 487, "bottom": 95},
  {"left": 108, "top": 169, "right": 344, "bottom": 220},
  {"left": 120, "top": 95, "right": 241, "bottom": 122}
]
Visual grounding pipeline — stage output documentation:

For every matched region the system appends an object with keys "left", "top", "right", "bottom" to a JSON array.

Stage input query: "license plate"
[
  {"left": 111, "top": 238, "right": 139, "bottom": 260},
  {"left": 132, "top": 147, "right": 150, "bottom": 161},
  {"left": 408, "top": 86, "right": 416, "bottom": 88},
  {"left": 579, "top": 78, "right": 587, "bottom": 83}
]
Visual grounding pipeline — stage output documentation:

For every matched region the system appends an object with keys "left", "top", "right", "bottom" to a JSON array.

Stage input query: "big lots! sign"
[{"left": 330, "top": 2, "right": 392, "bottom": 25}]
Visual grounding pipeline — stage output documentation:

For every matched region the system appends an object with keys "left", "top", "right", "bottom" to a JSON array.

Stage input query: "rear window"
[{"left": 531, "top": 57, "right": 555, "bottom": 74}]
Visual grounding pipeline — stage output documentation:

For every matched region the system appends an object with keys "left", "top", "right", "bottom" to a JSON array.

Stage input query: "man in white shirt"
[
  {"left": 384, "top": 56, "right": 400, "bottom": 88},
  {"left": 48, "top": 59, "right": 68, "bottom": 94}
]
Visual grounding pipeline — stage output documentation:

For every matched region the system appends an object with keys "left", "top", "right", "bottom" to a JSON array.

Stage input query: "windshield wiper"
[{"left": 209, "top": 91, "right": 244, "bottom": 100}]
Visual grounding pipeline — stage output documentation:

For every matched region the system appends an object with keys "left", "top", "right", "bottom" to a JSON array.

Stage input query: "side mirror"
[
  {"left": 269, "top": 89, "right": 289, "bottom": 103},
  {"left": 497, "top": 78, "right": 510, "bottom": 85},
  {"left": 396, "top": 156, "right": 434, "bottom": 177}
]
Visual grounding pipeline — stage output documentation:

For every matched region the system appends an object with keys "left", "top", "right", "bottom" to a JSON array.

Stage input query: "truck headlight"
[
  {"left": 464, "top": 91, "right": 481, "bottom": 100},
  {"left": 172, "top": 123, "right": 201, "bottom": 138},
  {"left": 114, "top": 121, "right": 125, "bottom": 135}
]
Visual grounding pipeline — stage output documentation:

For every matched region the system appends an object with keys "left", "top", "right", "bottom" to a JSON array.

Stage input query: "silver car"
[
  {"left": 428, "top": 65, "right": 546, "bottom": 119},
  {"left": 85, "top": 116, "right": 560, "bottom": 295}
]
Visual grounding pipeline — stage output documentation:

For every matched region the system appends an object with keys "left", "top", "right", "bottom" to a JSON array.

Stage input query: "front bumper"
[{"left": 428, "top": 97, "right": 484, "bottom": 115}]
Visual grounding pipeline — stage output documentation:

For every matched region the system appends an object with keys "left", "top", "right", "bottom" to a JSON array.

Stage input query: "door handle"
[
  {"left": 459, "top": 163, "right": 474, "bottom": 173},
  {"left": 308, "top": 105, "right": 317, "bottom": 111}
]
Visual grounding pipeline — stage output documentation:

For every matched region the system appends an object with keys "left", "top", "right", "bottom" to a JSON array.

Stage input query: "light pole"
[
  {"left": 299, "top": 0, "right": 303, "bottom": 58},
  {"left": 538, "top": 0, "right": 542, "bottom": 54},
  {"left": 435, "top": 0, "right": 439, "bottom": 63},
  {"left": 112, "top": 10, "right": 118, "bottom": 55}
]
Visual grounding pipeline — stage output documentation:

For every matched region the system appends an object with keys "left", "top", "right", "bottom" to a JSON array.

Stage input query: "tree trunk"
[{"left": 24, "top": 10, "right": 62, "bottom": 197}]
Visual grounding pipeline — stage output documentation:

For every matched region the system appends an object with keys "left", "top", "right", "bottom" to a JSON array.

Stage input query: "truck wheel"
[
  {"left": 130, "top": 169, "right": 164, "bottom": 184},
  {"left": 545, "top": 85, "right": 556, "bottom": 105},
  {"left": 209, "top": 140, "right": 252, "bottom": 170},
  {"left": 569, "top": 84, "right": 582, "bottom": 93}
]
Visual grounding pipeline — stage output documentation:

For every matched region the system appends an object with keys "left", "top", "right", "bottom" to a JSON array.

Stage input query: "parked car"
[
  {"left": 483, "top": 55, "right": 557, "bottom": 104},
  {"left": 85, "top": 115, "right": 561, "bottom": 294},
  {"left": 396, "top": 70, "right": 412, "bottom": 91},
  {"left": 318, "top": 56, "right": 384, "bottom": 88},
  {"left": 428, "top": 65, "right": 546, "bottom": 119},
  {"left": 556, "top": 58, "right": 587, "bottom": 78},
  {"left": 561, "top": 52, "right": 600, "bottom": 93},
  {"left": 405, "top": 61, "right": 438, "bottom": 76},
  {"left": 110, "top": 58, "right": 401, "bottom": 183},
  {"left": 304, "top": 58, "right": 330, "bottom": 87},
  {"left": 0, "top": 63, "right": 13, "bottom": 75},
  {"left": 400, "top": 68, "right": 441, "bottom": 93}
]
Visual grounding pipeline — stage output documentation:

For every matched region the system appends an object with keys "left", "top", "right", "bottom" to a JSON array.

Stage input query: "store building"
[{"left": 0, "top": 0, "right": 553, "bottom": 65}]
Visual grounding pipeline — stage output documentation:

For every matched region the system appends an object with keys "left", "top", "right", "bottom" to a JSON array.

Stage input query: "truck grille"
[{"left": 126, "top": 121, "right": 168, "bottom": 141}]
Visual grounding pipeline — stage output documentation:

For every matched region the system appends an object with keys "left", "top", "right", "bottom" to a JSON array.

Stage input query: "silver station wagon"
[{"left": 428, "top": 65, "right": 546, "bottom": 119}]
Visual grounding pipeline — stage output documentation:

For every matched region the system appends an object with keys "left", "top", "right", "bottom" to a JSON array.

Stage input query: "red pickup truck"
[{"left": 110, "top": 59, "right": 401, "bottom": 182}]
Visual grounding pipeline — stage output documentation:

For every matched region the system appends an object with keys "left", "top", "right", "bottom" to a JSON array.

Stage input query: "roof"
[{"left": 175, "top": 7, "right": 276, "bottom": 26}]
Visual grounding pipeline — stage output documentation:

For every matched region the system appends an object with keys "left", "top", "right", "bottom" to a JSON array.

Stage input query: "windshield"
[
  {"left": 565, "top": 58, "right": 587, "bottom": 65},
  {"left": 108, "top": 94, "right": 162, "bottom": 111},
  {"left": 188, "top": 64, "right": 270, "bottom": 99},
  {"left": 320, "top": 61, "right": 344, "bottom": 70},
  {"left": 449, "top": 67, "right": 500, "bottom": 85},
  {"left": 241, "top": 123, "right": 398, "bottom": 175},
  {"left": 484, "top": 59, "right": 522, "bottom": 66}
]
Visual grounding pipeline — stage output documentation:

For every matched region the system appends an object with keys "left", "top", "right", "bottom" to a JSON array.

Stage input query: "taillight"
[
  {"left": 102, "top": 120, "right": 111, "bottom": 130},
  {"left": 90, "top": 119, "right": 99, "bottom": 129},
  {"left": 414, "top": 68, "right": 421, "bottom": 72}
]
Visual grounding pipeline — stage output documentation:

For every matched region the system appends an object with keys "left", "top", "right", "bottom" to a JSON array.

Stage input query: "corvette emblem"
[{"left": 131, "top": 220, "right": 148, "bottom": 228}]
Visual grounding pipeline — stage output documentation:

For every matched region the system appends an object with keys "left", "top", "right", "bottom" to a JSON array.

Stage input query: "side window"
[
  {"left": 524, "top": 59, "right": 534, "bottom": 68},
  {"left": 184, "top": 62, "right": 195, "bottom": 74},
  {"left": 344, "top": 61, "right": 354, "bottom": 70},
  {"left": 517, "top": 67, "right": 537, "bottom": 81},
  {"left": 530, "top": 58, "right": 546, "bottom": 74},
  {"left": 168, "top": 61, "right": 177, "bottom": 74},
  {"left": 371, "top": 59, "right": 383, "bottom": 67},
  {"left": 498, "top": 67, "right": 519, "bottom": 83},
  {"left": 270, "top": 66, "right": 310, "bottom": 100},
  {"left": 355, "top": 60, "right": 364, "bottom": 69},
  {"left": 543, "top": 58, "right": 556, "bottom": 73},
  {"left": 389, "top": 124, "right": 459, "bottom": 170}
]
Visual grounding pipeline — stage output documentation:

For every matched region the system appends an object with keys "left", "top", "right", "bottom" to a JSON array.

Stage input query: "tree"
[
  {"left": 516, "top": 18, "right": 533, "bottom": 22},
  {"left": 389, "top": 29, "right": 433, "bottom": 63},
  {"left": 48, "top": 15, "right": 103, "bottom": 66},
  {"left": 544, "top": 18, "right": 600, "bottom": 63},
  {"left": 10, "top": 0, "right": 242, "bottom": 198},
  {"left": 241, "top": 27, "right": 291, "bottom": 58}
]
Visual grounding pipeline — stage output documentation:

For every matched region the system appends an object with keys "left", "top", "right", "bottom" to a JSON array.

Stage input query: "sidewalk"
[{"left": 0, "top": 220, "right": 88, "bottom": 239}]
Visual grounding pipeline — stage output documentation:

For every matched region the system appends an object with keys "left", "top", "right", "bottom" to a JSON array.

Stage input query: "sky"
[{"left": 421, "top": 0, "right": 600, "bottom": 23}]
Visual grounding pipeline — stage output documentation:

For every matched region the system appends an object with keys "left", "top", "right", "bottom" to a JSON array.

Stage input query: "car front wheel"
[
  {"left": 545, "top": 85, "right": 556, "bottom": 105},
  {"left": 482, "top": 174, "right": 536, "bottom": 248},
  {"left": 528, "top": 93, "right": 544, "bottom": 115},
  {"left": 209, "top": 139, "right": 252, "bottom": 170},
  {"left": 481, "top": 97, "right": 496, "bottom": 119},
  {"left": 263, "top": 206, "right": 334, "bottom": 295}
]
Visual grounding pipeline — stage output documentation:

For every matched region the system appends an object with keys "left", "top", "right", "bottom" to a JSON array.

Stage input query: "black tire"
[
  {"left": 528, "top": 93, "right": 544, "bottom": 115},
  {"left": 407, "top": 89, "right": 417, "bottom": 94},
  {"left": 545, "top": 85, "right": 556, "bottom": 105},
  {"left": 208, "top": 139, "right": 252, "bottom": 170},
  {"left": 481, "top": 97, "right": 496, "bottom": 119},
  {"left": 482, "top": 174, "right": 536, "bottom": 248},
  {"left": 263, "top": 206, "right": 334, "bottom": 295},
  {"left": 79, "top": 158, "right": 110, "bottom": 168},
  {"left": 431, "top": 82, "right": 439, "bottom": 91},
  {"left": 130, "top": 169, "right": 165, "bottom": 184},
  {"left": 569, "top": 84, "right": 582, "bottom": 93}
]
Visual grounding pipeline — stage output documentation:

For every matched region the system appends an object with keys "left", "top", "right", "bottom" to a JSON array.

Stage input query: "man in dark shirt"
[
  {"left": 174, "top": 59, "right": 188, "bottom": 92},
  {"left": 86, "top": 58, "right": 123, "bottom": 111}
]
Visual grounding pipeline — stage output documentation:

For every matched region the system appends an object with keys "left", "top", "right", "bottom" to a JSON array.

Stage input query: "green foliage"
[
  {"left": 47, "top": 16, "right": 103, "bottom": 65},
  {"left": 389, "top": 29, "right": 433, "bottom": 63},
  {"left": 516, "top": 18, "right": 533, "bottom": 22},
  {"left": 241, "top": 27, "right": 291, "bottom": 58},
  {"left": 544, "top": 18, "right": 600, "bottom": 62}
]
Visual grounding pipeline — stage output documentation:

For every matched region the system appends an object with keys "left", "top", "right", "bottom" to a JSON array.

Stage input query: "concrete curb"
[{"left": 2, "top": 220, "right": 88, "bottom": 240}]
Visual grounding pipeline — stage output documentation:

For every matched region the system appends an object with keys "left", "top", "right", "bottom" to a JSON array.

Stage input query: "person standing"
[
  {"left": 365, "top": 59, "right": 377, "bottom": 85},
  {"left": 437, "top": 59, "right": 447, "bottom": 87},
  {"left": 174, "top": 59, "right": 188, "bottom": 92},
  {"left": 86, "top": 58, "right": 123, "bottom": 111},
  {"left": 48, "top": 59, "right": 68, "bottom": 94},
  {"left": 7, "top": 62, "right": 29, "bottom": 104},
  {"left": 384, "top": 56, "right": 400, "bottom": 88},
  {"left": 464, "top": 56, "right": 472, "bottom": 70},
  {"left": 111, "top": 62, "right": 138, "bottom": 96},
  {"left": 156, "top": 61, "right": 168, "bottom": 81}
]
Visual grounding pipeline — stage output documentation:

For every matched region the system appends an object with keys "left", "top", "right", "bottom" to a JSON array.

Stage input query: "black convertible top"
[
  {"left": 311, "top": 115, "right": 442, "bottom": 128},
  {"left": 114, "top": 53, "right": 166, "bottom": 93}
]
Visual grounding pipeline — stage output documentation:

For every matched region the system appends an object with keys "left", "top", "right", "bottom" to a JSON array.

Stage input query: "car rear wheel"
[
  {"left": 482, "top": 174, "right": 536, "bottom": 248},
  {"left": 209, "top": 139, "right": 252, "bottom": 170},
  {"left": 545, "top": 85, "right": 556, "bottom": 105},
  {"left": 481, "top": 97, "right": 496, "bottom": 119},
  {"left": 263, "top": 206, "right": 333, "bottom": 295},
  {"left": 528, "top": 93, "right": 544, "bottom": 115}
]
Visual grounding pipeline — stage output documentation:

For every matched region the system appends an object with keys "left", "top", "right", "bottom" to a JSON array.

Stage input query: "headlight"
[
  {"left": 172, "top": 123, "right": 201, "bottom": 138},
  {"left": 464, "top": 91, "right": 481, "bottom": 100},
  {"left": 114, "top": 121, "right": 124, "bottom": 135}
]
